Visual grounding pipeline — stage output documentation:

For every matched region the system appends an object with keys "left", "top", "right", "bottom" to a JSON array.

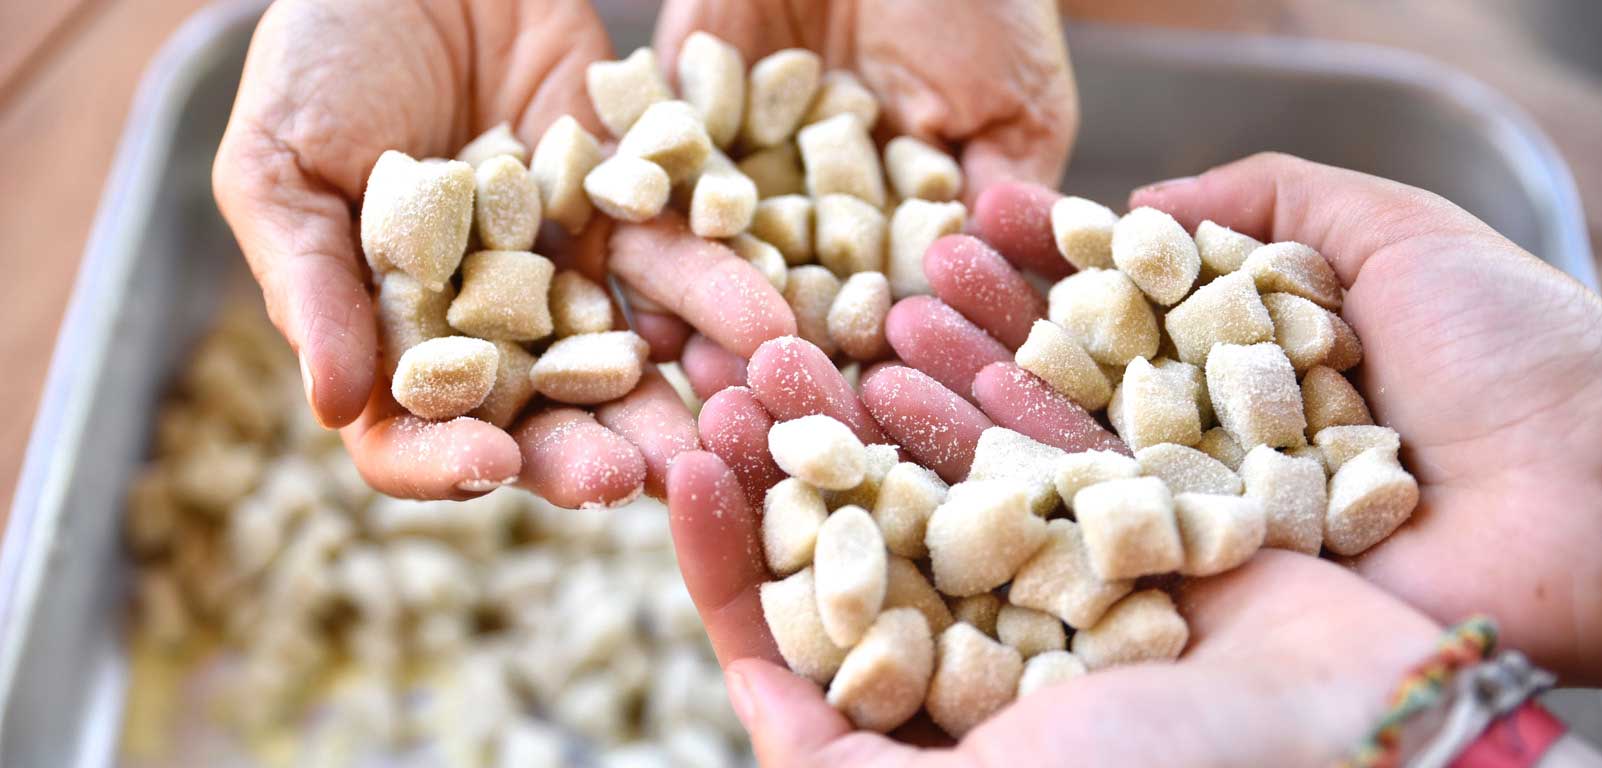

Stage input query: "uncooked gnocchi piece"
[
  {"left": 887, "top": 199, "right": 965, "bottom": 299},
  {"left": 798, "top": 114, "right": 886, "bottom": 206},
  {"left": 583, "top": 155, "right": 670, "bottom": 222},
  {"left": 827, "top": 271, "right": 893, "bottom": 362},
  {"left": 473, "top": 155, "right": 540, "bottom": 252},
  {"left": 814, "top": 506, "right": 889, "bottom": 647},
  {"left": 360, "top": 150, "right": 475, "bottom": 292},
  {"left": 1205, "top": 343, "right": 1308, "bottom": 449},
  {"left": 1324, "top": 448, "right": 1418, "bottom": 556},
  {"left": 1048, "top": 268, "right": 1160, "bottom": 366},
  {"left": 1108, "top": 357, "right": 1202, "bottom": 451},
  {"left": 1163, "top": 271, "right": 1273, "bottom": 366},
  {"left": 456, "top": 122, "right": 529, "bottom": 168},
  {"left": 1016, "top": 320, "right": 1112, "bottom": 411},
  {"left": 1010, "top": 519, "right": 1133, "bottom": 629},
  {"left": 1111, "top": 207, "right": 1200, "bottom": 306},
  {"left": 1016, "top": 651, "right": 1088, "bottom": 697},
  {"left": 996, "top": 605, "right": 1067, "bottom": 659},
  {"left": 762, "top": 478, "right": 828, "bottom": 576},
  {"left": 1193, "top": 220, "right": 1262, "bottom": 277},
  {"left": 884, "top": 137, "right": 961, "bottom": 203},
  {"left": 762, "top": 568, "right": 848, "bottom": 684},
  {"left": 469, "top": 341, "right": 538, "bottom": 428},
  {"left": 871, "top": 462, "right": 948, "bottom": 559},
  {"left": 1136, "top": 443, "right": 1242, "bottom": 496},
  {"left": 727, "top": 233, "right": 789, "bottom": 292},
  {"left": 376, "top": 272, "right": 455, "bottom": 375},
  {"left": 925, "top": 481, "right": 1047, "bottom": 596},
  {"left": 1173, "top": 492, "right": 1265, "bottom": 576},
  {"left": 677, "top": 31, "right": 745, "bottom": 148},
  {"left": 1070, "top": 589, "right": 1188, "bottom": 670},
  {"left": 1074, "top": 477, "right": 1182, "bottom": 581},
  {"left": 784, "top": 265, "right": 843, "bottom": 357},
  {"left": 531, "top": 115, "right": 603, "bottom": 234},
  {"left": 750, "top": 195, "right": 814, "bottom": 265},
  {"left": 815, "top": 194, "right": 887, "bottom": 277},
  {"left": 391, "top": 336, "right": 499, "bottom": 420},
  {"left": 549, "top": 271, "right": 615, "bottom": 338},
  {"left": 768, "top": 414, "right": 867, "bottom": 491},
  {"left": 1242, "top": 242, "right": 1343, "bottom": 311},
  {"left": 1238, "top": 445, "right": 1326, "bottom": 555},
  {"left": 528, "top": 331, "right": 649, "bottom": 404},
  {"left": 925, "top": 623, "right": 1023, "bottom": 738},
  {"left": 1050, "top": 196, "right": 1118, "bottom": 271},
  {"left": 447, "top": 250, "right": 555, "bottom": 341},
  {"left": 826, "top": 608, "right": 934, "bottom": 732},
  {"left": 737, "top": 143, "right": 805, "bottom": 199},
  {"left": 803, "top": 70, "right": 879, "bottom": 129},
  {"left": 967, "top": 427, "right": 1068, "bottom": 517},
  {"left": 742, "top": 49, "right": 822, "bottom": 148},
  {"left": 618, "top": 100, "right": 713, "bottom": 183},
  {"left": 587, "top": 47, "right": 671, "bottom": 137}
]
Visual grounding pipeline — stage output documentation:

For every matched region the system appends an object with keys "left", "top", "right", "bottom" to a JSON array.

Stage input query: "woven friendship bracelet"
[{"left": 1341, "top": 616, "right": 1500, "bottom": 768}]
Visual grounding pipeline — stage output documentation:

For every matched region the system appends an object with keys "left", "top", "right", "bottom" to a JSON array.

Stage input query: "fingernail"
[
  {"left": 1135, "top": 175, "right": 1198, "bottom": 196},
  {"left": 298, "top": 350, "right": 316, "bottom": 407},
  {"left": 726, "top": 668, "right": 758, "bottom": 729},
  {"left": 455, "top": 476, "right": 515, "bottom": 494}
]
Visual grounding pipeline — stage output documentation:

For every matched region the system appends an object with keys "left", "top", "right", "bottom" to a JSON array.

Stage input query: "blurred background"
[
  {"left": 0, "top": 1, "right": 1595, "bottom": 516},
  {"left": 1, "top": 0, "right": 1600, "bottom": 763},
  {"left": 3, "top": 0, "right": 1602, "bottom": 525}
]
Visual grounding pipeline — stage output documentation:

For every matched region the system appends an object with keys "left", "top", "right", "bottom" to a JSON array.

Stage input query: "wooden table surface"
[{"left": 1, "top": 1, "right": 1600, "bottom": 530}]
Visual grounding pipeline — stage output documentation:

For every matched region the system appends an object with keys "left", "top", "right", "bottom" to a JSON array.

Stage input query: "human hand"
[
  {"left": 668, "top": 412, "right": 1442, "bottom": 766},
  {"left": 893, "top": 152, "right": 1602, "bottom": 683},
  {"left": 652, "top": 0, "right": 1079, "bottom": 210},
  {"left": 213, "top": 0, "right": 795, "bottom": 503},
  {"left": 1129, "top": 153, "right": 1602, "bottom": 683}
]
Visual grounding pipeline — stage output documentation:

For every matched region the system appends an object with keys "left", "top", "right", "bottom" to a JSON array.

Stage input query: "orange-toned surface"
[{"left": 0, "top": 0, "right": 1598, "bottom": 532}]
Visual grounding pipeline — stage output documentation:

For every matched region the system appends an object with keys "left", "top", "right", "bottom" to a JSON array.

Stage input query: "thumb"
[
  {"left": 213, "top": 125, "right": 376, "bottom": 428},
  {"left": 1127, "top": 151, "right": 1500, "bottom": 286}
]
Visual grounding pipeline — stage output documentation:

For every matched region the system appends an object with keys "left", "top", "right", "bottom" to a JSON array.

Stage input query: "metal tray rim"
[
  {"left": 0, "top": 0, "right": 270, "bottom": 723},
  {"left": 1, "top": 3, "right": 1595, "bottom": 749}
]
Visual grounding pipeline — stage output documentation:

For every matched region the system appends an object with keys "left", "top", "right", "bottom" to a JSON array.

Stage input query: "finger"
[
  {"left": 213, "top": 127, "right": 376, "bottom": 428},
  {"left": 682, "top": 332, "right": 750, "bottom": 399},
  {"left": 634, "top": 310, "right": 694, "bottom": 362},
  {"left": 884, "top": 297, "right": 1011, "bottom": 403},
  {"left": 924, "top": 234, "right": 1047, "bottom": 348},
  {"left": 959, "top": 101, "right": 1076, "bottom": 209},
  {"left": 970, "top": 181, "right": 1072, "bottom": 281},
  {"left": 652, "top": 0, "right": 832, "bottom": 77},
  {"left": 972, "top": 362, "right": 1129, "bottom": 455},
  {"left": 612, "top": 213, "right": 797, "bottom": 357},
  {"left": 726, "top": 659, "right": 921, "bottom": 768},
  {"left": 666, "top": 450, "right": 783, "bottom": 666},
  {"left": 747, "top": 336, "right": 887, "bottom": 445},
  {"left": 512, "top": 407, "right": 647, "bottom": 508},
  {"left": 342, "top": 411, "right": 521, "bottom": 500},
  {"left": 859, "top": 365, "right": 993, "bottom": 483},
  {"left": 1127, "top": 151, "right": 1496, "bottom": 287},
  {"left": 595, "top": 370, "right": 701, "bottom": 498},
  {"left": 698, "top": 386, "right": 787, "bottom": 506},
  {"left": 469, "top": 0, "right": 614, "bottom": 139}
]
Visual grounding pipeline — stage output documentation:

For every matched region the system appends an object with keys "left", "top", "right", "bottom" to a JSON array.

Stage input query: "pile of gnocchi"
[
  {"left": 123, "top": 306, "right": 748, "bottom": 767},
  {"left": 755, "top": 195, "right": 1417, "bottom": 735}
]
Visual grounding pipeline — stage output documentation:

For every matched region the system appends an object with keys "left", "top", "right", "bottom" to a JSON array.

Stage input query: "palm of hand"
[
  {"left": 654, "top": 0, "right": 1077, "bottom": 197},
  {"left": 1314, "top": 205, "right": 1602, "bottom": 682},
  {"left": 218, "top": 0, "right": 731, "bottom": 504}
]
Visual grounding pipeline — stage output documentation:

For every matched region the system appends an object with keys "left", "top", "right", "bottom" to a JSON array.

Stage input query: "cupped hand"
[
  {"left": 901, "top": 152, "right": 1602, "bottom": 683},
  {"left": 665, "top": 343, "right": 1442, "bottom": 764},
  {"left": 1132, "top": 153, "right": 1602, "bottom": 683},
  {"left": 214, "top": 0, "right": 796, "bottom": 503},
  {"left": 653, "top": 0, "right": 1079, "bottom": 206}
]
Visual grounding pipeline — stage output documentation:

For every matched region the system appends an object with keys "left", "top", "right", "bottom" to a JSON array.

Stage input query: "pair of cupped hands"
[{"left": 214, "top": 1, "right": 1602, "bottom": 765}]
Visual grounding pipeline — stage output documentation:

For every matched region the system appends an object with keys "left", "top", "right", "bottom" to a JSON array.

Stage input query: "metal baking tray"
[{"left": 1, "top": 1, "right": 1596, "bottom": 764}]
